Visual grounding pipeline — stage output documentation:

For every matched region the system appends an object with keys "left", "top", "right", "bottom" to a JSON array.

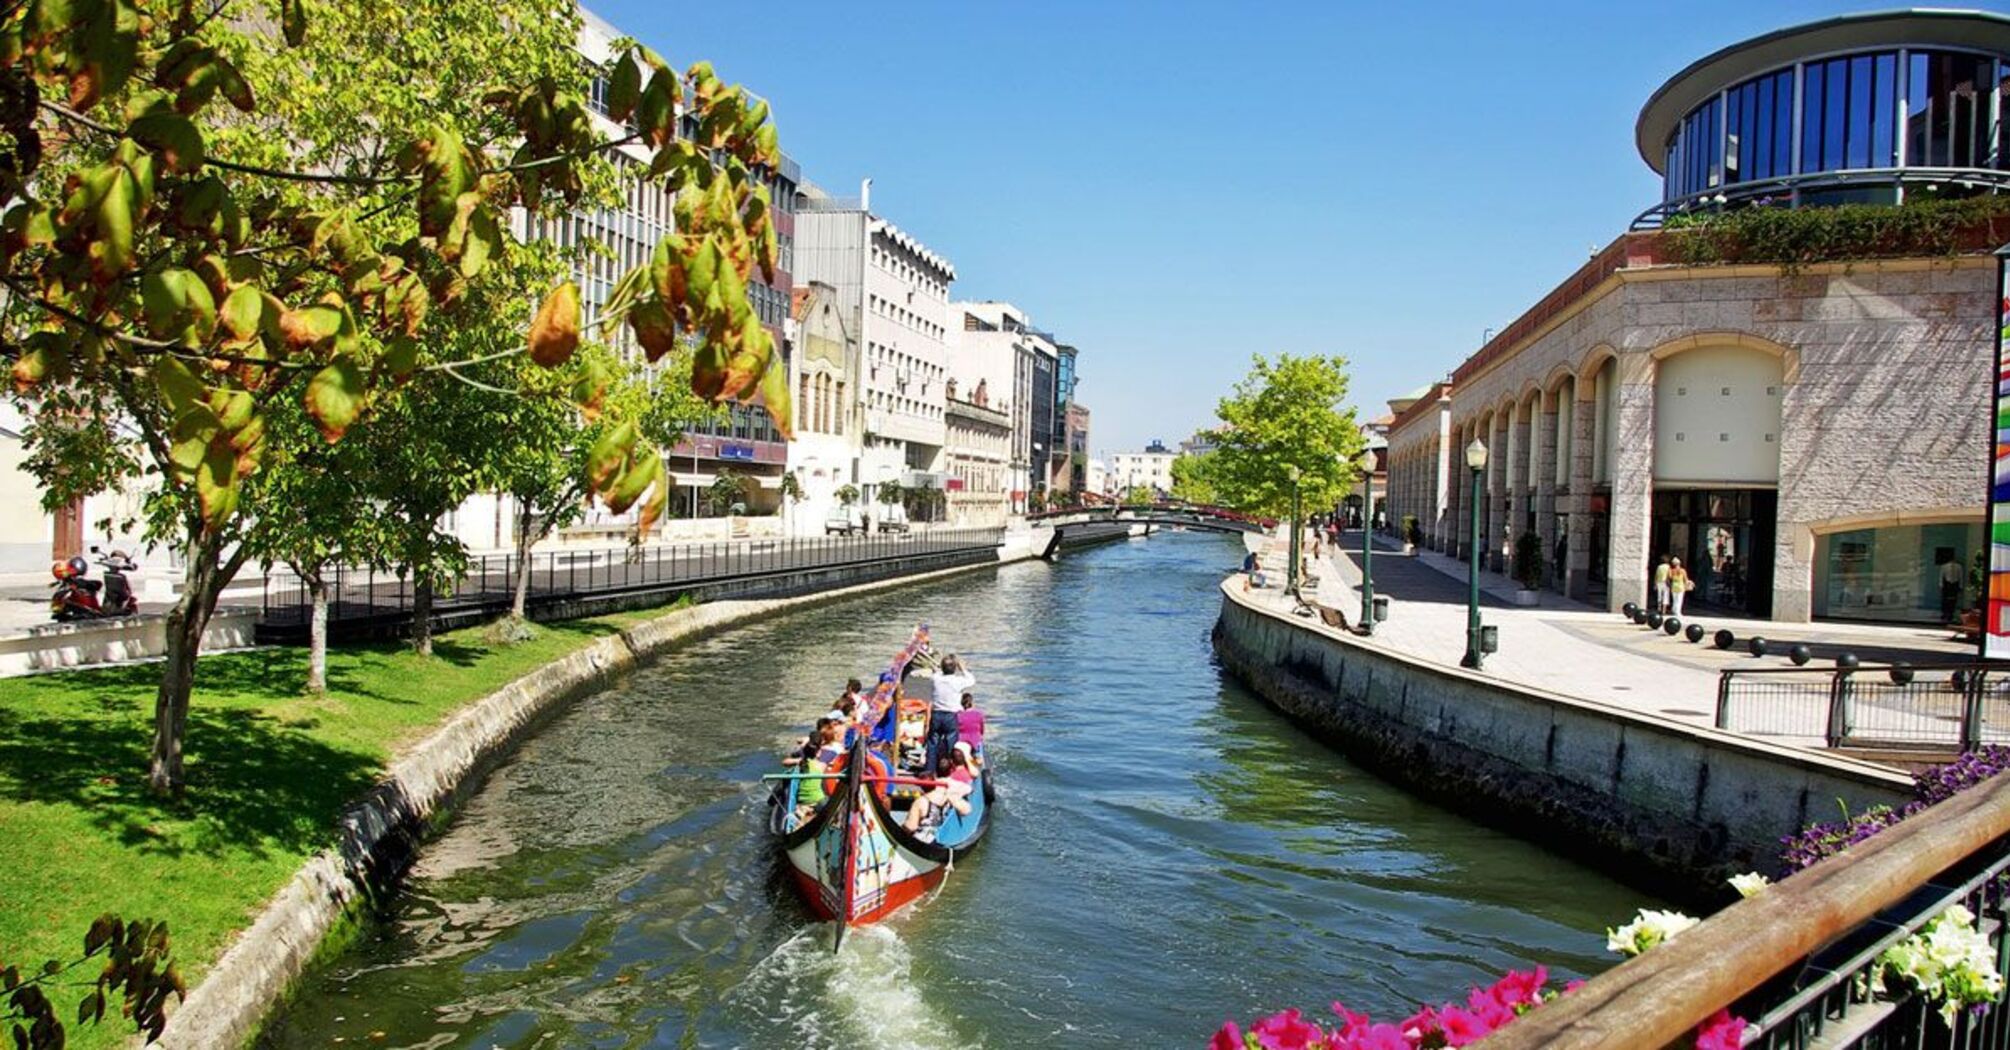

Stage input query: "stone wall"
[
  {"left": 0, "top": 607, "right": 258, "bottom": 677},
  {"left": 1213, "top": 580, "right": 1911, "bottom": 902}
]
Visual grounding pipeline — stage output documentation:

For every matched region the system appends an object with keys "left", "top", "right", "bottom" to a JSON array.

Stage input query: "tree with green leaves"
[
  {"left": 1169, "top": 449, "right": 1219, "bottom": 505},
  {"left": 1209, "top": 354, "right": 1363, "bottom": 520},
  {"left": 1123, "top": 484, "right": 1153, "bottom": 507},
  {"left": 707, "top": 468, "right": 747, "bottom": 517},
  {"left": 0, "top": 0, "right": 789, "bottom": 793}
]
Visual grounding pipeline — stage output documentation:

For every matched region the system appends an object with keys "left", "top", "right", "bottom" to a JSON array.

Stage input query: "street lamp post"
[
  {"left": 1461, "top": 439, "right": 1488, "bottom": 670},
  {"left": 1285, "top": 464, "right": 1303, "bottom": 597},
  {"left": 1359, "top": 453, "right": 1376, "bottom": 636}
]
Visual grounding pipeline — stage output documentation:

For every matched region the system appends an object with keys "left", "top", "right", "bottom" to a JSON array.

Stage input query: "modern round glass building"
[{"left": 1635, "top": 9, "right": 2010, "bottom": 226}]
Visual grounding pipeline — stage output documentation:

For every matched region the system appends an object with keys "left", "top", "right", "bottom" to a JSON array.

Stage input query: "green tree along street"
[
  {"left": 0, "top": 0, "right": 789, "bottom": 793},
  {"left": 1207, "top": 354, "right": 1364, "bottom": 519},
  {"left": 1169, "top": 448, "right": 1219, "bottom": 505}
]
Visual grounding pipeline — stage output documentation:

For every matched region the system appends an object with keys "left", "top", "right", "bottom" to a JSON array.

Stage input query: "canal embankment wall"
[
  {"left": 159, "top": 541, "right": 1039, "bottom": 1050},
  {"left": 1211, "top": 579, "right": 1913, "bottom": 903}
]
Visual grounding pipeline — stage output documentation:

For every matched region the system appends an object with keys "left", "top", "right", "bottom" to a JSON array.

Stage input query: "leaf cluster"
[
  {"left": 1664, "top": 195, "right": 2010, "bottom": 272},
  {"left": 2, "top": 913, "right": 180, "bottom": 1048}
]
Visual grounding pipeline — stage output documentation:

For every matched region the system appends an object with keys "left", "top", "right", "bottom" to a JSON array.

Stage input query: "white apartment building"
[
  {"left": 793, "top": 183, "right": 953, "bottom": 506},
  {"left": 1108, "top": 446, "right": 1177, "bottom": 496},
  {"left": 943, "top": 301, "right": 1059, "bottom": 513}
]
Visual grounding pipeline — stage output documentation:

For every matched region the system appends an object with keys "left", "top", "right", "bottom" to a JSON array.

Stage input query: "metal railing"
[
  {"left": 1483, "top": 779, "right": 2010, "bottom": 1049},
  {"left": 259, "top": 527, "right": 1005, "bottom": 634},
  {"left": 1717, "top": 662, "right": 2010, "bottom": 750}
]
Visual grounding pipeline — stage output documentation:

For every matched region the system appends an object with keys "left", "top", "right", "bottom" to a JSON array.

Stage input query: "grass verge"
[{"left": 0, "top": 606, "right": 673, "bottom": 1048}]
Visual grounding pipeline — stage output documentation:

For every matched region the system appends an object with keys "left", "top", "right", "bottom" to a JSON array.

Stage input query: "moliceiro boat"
[{"left": 767, "top": 626, "right": 994, "bottom": 947}]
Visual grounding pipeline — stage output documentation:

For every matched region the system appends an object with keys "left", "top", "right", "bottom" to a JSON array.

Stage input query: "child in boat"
[
  {"left": 948, "top": 742, "right": 978, "bottom": 797},
  {"left": 903, "top": 755, "right": 973, "bottom": 843},
  {"left": 782, "top": 717, "right": 835, "bottom": 769},
  {"left": 956, "top": 693, "right": 985, "bottom": 765}
]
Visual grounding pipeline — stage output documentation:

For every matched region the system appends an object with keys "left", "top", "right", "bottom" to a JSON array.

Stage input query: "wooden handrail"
[{"left": 1475, "top": 777, "right": 2010, "bottom": 1048}]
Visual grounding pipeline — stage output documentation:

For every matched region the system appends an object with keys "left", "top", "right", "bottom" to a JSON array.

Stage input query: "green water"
[{"left": 260, "top": 531, "right": 1649, "bottom": 1049}]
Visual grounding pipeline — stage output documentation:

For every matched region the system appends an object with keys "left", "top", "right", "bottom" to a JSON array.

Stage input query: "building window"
[
  {"left": 1909, "top": 51, "right": 1997, "bottom": 169},
  {"left": 1814, "top": 522, "right": 1982, "bottom": 624}
]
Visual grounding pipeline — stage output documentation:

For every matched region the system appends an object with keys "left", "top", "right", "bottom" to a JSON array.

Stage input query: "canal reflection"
[{"left": 261, "top": 532, "right": 1651, "bottom": 1050}]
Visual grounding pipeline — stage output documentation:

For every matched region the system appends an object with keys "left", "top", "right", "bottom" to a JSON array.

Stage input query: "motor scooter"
[{"left": 50, "top": 548, "right": 140, "bottom": 622}]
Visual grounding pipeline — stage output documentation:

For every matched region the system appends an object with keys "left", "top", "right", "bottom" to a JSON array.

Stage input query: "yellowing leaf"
[
  {"left": 528, "top": 280, "right": 579, "bottom": 367},
  {"left": 629, "top": 298, "right": 677, "bottom": 362},
  {"left": 759, "top": 344, "right": 793, "bottom": 440},
  {"left": 303, "top": 357, "right": 364, "bottom": 442},
  {"left": 585, "top": 420, "right": 635, "bottom": 492},
  {"left": 88, "top": 168, "right": 135, "bottom": 281},
  {"left": 128, "top": 111, "right": 204, "bottom": 173},
  {"left": 279, "top": 304, "right": 343, "bottom": 349},
  {"left": 606, "top": 52, "right": 641, "bottom": 124},
  {"left": 218, "top": 284, "right": 263, "bottom": 342}
]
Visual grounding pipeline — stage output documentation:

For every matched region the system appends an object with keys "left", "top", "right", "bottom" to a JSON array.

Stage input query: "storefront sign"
[
  {"left": 719, "top": 442, "right": 755, "bottom": 462},
  {"left": 1989, "top": 252, "right": 2010, "bottom": 658}
]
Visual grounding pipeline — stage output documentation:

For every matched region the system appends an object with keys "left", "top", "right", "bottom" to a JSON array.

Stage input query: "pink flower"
[
  {"left": 1563, "top": 979, "right": 1586, "bottom": 994},
  {"left": 1436, "top": 1005, "right": 1498, "bottom": 1047},
  {"left": 1489, "top": 966, "right": 1549, "bottom": 1008},
  {"left": 1251, "top": 1009, "right": 1324, "bottom": 1050},
  {"left": 1693, "top": 1009, "right": 1747, "bottom": 1050},
  {"left": 1210, "top": 1020, "right": 1246, "bottom": 1050},
  {"left": 1398, "top": 1004, "right": 1440, "bottom": 1042},
  {"left": 1463, "top": 986, "right": 1516, "bottom": 1028},
  {"left": 1330, "top": 1002, "right": 1372, "bottom": 1039},
  {"left": 1340, "top": 1023, "right": 1415, "bottom": 1050}
]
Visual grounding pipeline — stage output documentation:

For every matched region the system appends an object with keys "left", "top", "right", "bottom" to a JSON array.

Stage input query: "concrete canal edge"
[
  {"left": 1211, "top": 579, "right": 1913, "bottom": 904},
  {"left": 158, "top": 543, "right": 1039, "bottom": 1050}
]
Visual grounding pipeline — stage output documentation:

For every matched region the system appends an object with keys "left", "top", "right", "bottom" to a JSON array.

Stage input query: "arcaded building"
[{"left": 1382, "top": 9, "right": 2008, "bottom": 625}]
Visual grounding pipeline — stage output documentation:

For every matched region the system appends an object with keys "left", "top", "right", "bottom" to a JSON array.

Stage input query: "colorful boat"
[{"left": 767, "top": 626, "right": 994, "bottom": 947}]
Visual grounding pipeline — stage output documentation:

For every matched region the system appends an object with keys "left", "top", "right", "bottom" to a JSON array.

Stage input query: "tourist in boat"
[
  {"left": 782, "top": 718, "right": 834, "bottom": 769},
  {"left": 927, "top": 654, "right": 974, "bottom": 772},
  {"left": 904, "top": 755, "right": 973, "bottom": 843},
  {"left": 813, "top": 718, "right": 846, "bottom": 767},
  {"left": 792, "top": 721, "right": 840, "bottom": 823},
  {"left": 957, "top": 693, "right": 986, "bottom": 764},
  {"left": 948, "top": 742, "right": 978, "bottom": 796}
]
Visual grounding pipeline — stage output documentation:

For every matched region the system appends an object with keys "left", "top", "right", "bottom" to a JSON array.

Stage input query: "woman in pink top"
[{"left": 956, "top": 693, "right": 985, "bottom": 763}]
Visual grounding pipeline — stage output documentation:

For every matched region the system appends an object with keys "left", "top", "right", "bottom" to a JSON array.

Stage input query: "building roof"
[{"left": 1636, "top": 8, "right": 2010, "bottom": 170}]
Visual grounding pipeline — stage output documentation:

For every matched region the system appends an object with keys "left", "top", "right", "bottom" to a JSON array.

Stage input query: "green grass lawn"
[{"left": 0, "top": 607, "right": 672, "bottom": 1047}]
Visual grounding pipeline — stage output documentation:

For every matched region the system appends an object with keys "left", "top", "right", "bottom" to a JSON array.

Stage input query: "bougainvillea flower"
[
  {"left": 1209, "top": 1020, "right": 1245, "bottom": 1050},
  {"left": 1398, "top": 1004, "right": 1440, "bottom": 1042},
  {"left": 1345, "top": 1023, "right": 1416, "bottom": 1050},
  {"left": 1463, "top": 986, "right": 1516, "bottom": 1027},
  {"left": 1330, "top": 1002, "right": 1372, "bottom": 1038},
  {"left": 1491, "top": 966, "right": 1549, "bottom": 1008}
]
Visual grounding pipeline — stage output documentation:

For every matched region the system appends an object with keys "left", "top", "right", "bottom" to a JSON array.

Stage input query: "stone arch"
[
  {"left": 1649, "top": 333, "right": 1787, "bottom": 486},
  {"left": 1646, "top": 330, "right": 1800, "bottom": 383},
  {"left": 1574, "top": 342, "right": 1619, "bottom": 387},
  {"left": 1541, "top": 364, "right": 1576, "bottom": 410}
]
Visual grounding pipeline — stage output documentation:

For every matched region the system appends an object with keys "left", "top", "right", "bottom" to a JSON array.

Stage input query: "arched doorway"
[{"left": 1651, "top": 343, "right": 1785, "bottom": 617}]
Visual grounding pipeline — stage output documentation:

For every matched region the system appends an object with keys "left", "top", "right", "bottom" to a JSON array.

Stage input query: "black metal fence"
[
  {"left": 259, "top": 527, "right": 1005, "bottom": 639},
  {"left": 1741, "top": 828, "right": 2010, "bottom": 1049},
  {"left": 1717, "top": 662, "right": 2010, "bottom": 749}
]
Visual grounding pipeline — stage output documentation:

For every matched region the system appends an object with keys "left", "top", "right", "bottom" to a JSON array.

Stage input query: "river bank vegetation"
[{"left": 0, "top": 608, "right": 671, "bottom": 1049}]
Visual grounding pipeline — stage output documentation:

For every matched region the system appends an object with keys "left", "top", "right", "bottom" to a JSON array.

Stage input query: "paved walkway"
[{"left": 1245, "top": 529, "right": 1972, "bottom": 752}]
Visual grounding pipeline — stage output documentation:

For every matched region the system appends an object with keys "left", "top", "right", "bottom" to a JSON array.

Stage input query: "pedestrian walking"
[
  {"left": 1653, "top": 554, "right": 1672, "bottom": 614},
  {"left": 1668, "top": 557, "right": 1689, "bottom": 617}
]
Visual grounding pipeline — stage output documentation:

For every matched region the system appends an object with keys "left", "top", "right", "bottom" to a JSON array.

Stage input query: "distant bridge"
[{"left": 1028, "top": 503, "right": 1274, "bottom": 540}]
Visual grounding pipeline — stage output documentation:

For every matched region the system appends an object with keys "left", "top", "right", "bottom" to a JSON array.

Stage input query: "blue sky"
[{"left": 587, "top": 0, "right": 1929, "bottom": 454}]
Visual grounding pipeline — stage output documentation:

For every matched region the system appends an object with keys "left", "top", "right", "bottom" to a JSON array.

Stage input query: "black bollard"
[
  {"left": 1748, "top": 636, "right": 1768, "bottom": 657},
  {"left": 1789, "top": 644, "right": 1811, "bottom": 666},
  {"left": 1685, "top": 623, "right": 1705, "bottom": 643},
  {"left": 1714, "top": 629, "right": 1735, "bottom": 650}
]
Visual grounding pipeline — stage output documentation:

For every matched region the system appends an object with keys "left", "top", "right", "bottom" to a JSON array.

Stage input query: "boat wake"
[{"left": 737, "top": 923, "right": 973, "bottom": 1050}]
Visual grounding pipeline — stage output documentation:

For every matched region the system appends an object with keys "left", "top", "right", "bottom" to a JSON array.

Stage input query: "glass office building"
[{"left": 1637, "top": 10, "right": 2010, "bottom": 225}]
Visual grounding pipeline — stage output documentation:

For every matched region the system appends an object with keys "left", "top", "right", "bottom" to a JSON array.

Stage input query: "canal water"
[{"left": 263, "top": 532, "right": 1650, "bottom": 1049}]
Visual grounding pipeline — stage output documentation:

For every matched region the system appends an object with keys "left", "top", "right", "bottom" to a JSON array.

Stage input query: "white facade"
[
  {"left": 1086, "top": 458, "right": 1108, "bottom": 496},
  {"left": 794, "top": 186, "right": 954, "bottom": 504},
  {"left": 786, "top": 281, "right": 866, "bottom": 535},
  {"left": 944, "top": 300, "right": 1058, "bottom": 511},
  {"left": 1108, "top": 451, "right": 1177, "bottom": 495}
]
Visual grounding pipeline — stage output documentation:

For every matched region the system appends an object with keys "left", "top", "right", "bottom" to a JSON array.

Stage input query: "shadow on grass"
[{"left": 0, "top": 699, "right": 378, "bottom": 862}]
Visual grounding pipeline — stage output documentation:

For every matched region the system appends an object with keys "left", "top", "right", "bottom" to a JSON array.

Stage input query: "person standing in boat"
[
  {"left": 927, "top": 654, "right": 974, "bottom": 773},
  {"left": 957, "top": 692, "right": 986, "bottom": 766}
]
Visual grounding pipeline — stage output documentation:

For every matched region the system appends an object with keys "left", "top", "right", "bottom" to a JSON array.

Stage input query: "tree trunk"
[
  {"left": 413, "top": 571, "right": 433, "bottom": 657},
  {"left": 148, "top": 532, "right": 230, "bottom": 795},
  {"left": 306, "top": 570, "right": 328, "bottom": 693},
  {"left": 511, "top": 500, "right": 536, "bottom": 620}
]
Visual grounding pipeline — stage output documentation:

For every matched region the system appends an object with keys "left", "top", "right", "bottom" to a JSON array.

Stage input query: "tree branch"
[{"left": 40, "top": 100, "right": 412, "bottom": 187}]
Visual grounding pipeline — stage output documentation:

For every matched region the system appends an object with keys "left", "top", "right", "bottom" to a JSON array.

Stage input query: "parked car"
[
  {"left": 877, "top": 503, "right": 911, "bottom": 534},
  {"left": 825, "top": 506, "right": 862, "bottom": 536}
]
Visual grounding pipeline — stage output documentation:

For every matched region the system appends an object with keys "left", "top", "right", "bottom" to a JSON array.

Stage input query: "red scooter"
[{"left": 50, "top": 549, "right": 140, "bottom": 622}]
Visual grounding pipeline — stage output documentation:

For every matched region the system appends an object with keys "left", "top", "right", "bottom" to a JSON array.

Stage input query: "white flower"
[
  {"left": 1606, "top": 908, "right": 1700, "bottom": 957},
  {"left": 1728, "top": 872, "right": 1770, "bottom": 899},
  {"left": 1879, "top": 905, "right": 2005, "bottom": 1024}
]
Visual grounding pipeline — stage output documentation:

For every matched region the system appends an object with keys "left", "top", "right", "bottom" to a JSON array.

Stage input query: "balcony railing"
[{"left": 1716, "top": 661, "right": 2010, "bottom": 751}]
